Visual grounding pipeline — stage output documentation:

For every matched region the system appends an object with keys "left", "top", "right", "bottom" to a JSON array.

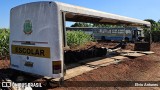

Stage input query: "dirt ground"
[
  {"left": 53, "top": 43, "right": 160, "bottom": 90},
  {"left": 0, "top": 43, "right": 160, "bottom": 90}
]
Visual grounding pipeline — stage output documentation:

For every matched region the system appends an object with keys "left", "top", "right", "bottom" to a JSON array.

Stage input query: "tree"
[
  {"left": 157, "top": 20, "right": 160, "bottom": 30},
  {"left": 143, "top": 19, "right": 160, "bottom": 42},
  {"left": 144, "top": 19, "right": 158, "bottom": 31},
  {"left": 71, "top": 22, "right": 93, "bottom": 27}
]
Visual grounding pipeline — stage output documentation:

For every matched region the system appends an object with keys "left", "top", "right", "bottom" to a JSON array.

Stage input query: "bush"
[
  {"left": 144, "top": 29, "right": 150, "bottom": 42},
  {"left": 151, "top": 30, "right": 160, "bottom": 42},
  {"left": 67, "top": 31, "right": 93, "bottom": 47},
  {"left": 0, "top": 29, "right": 10, "bottom": 59},
  {"left": 144, "top": 29, "right": 160, "bottom": 42}
]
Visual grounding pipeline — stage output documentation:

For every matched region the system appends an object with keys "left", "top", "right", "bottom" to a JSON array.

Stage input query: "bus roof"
[
  {"left": 54, "top": 1, "right": 151, "bottom": 27},
  {"left": 12, "top": 1, "right": 151, "bottom": 27}
]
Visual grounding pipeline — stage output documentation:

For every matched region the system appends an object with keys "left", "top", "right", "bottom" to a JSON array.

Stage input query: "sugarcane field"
[{"left": 0, "top": 1, "right": 160, "bottom": 90}]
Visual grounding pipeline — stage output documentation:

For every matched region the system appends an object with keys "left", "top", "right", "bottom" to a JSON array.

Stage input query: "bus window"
[
  {"left": 118, "top": 29, "right": 124, "bottom": 34},
  {"left": 138, "top": 30, "right": 141, "bottom": 36},
  {"left": 112, "top": 29, "right": 118, "bottom": 34},
  {"left": 105, "top": 29, "right": 111, "bottom": 34},
  {"left": 126, "top": 30, "right": 131, "bottom": 34}
]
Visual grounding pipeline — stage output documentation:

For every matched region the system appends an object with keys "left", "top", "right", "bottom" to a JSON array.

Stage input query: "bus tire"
[
  {"left": 125, "top": 37, "right": 129, "bottom": 42},
  {"left": 101, "top": 36, "right": 106, "bottom": 41}
]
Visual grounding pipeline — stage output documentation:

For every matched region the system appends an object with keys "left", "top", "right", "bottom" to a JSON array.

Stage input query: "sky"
[{"left": 0, "top": 0, "right": 160, "bottom": 28}]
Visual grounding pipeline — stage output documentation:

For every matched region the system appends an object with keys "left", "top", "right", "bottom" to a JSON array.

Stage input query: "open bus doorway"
[{"left": 132, "top": 28, "right": 144, "bottom": 42}]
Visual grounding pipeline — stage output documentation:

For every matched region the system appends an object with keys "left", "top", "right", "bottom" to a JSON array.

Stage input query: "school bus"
[{"left": 10, "top": 1, "right": 151, "bottom": 82}]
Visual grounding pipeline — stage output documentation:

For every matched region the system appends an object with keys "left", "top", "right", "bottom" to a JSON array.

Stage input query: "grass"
[{"left": 67, "top": 30, "right": 94, "bottom": 47}]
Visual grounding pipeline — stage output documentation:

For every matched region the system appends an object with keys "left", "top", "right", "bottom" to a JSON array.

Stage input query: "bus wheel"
[
  {"left": 125, "top": 37, "right": 129, "bottom": 42},
  {"left": 47, "top": 77, "right": 64, "bottom": 87},
  {"left": 48, "top": 80, "right": 58, "bottom": 88},
  {"left": 101, "top": 36, "right": 106, "bottom": 41}
]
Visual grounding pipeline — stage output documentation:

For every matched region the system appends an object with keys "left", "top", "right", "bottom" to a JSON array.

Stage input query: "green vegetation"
[
  {"left": 0, "top": 28, "right": 10, "bottom": 59},
  {"left": 67, "top": 31, "right": 93, "bottom": 47},
  {"left": 144, "top": 19, "right": 160, "bottom": 42}
]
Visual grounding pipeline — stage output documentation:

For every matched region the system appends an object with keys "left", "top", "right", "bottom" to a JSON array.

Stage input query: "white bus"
[
  {"left": 10, "top": 1, "right": 151, "bottom": 82},
  {"left": 66, "top": 27, "right": 144, "bottom": 42}
]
